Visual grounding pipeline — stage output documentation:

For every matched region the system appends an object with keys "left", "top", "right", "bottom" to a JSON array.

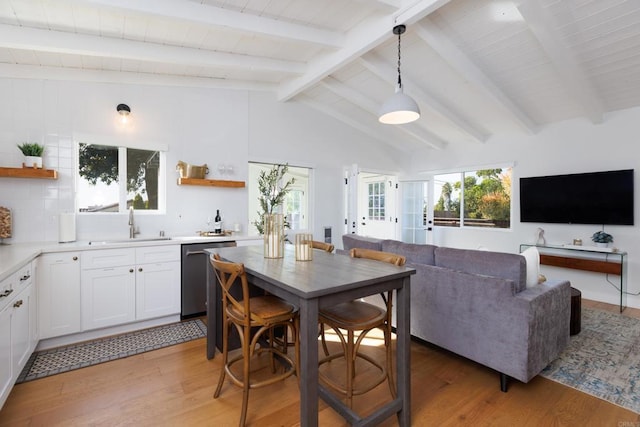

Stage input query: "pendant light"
[{"left": 378, "top": 24, "right": 420, "bottom": 125}]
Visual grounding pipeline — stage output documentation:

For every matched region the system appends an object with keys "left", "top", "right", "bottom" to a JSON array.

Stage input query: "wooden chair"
[
  {"left": 210, "top": 254, "right": 300, "bottom": 426},
  {"left": 318, "top": 247, "right": 405, "bottom": 408},
  {"left": 311, "top": 240, "right": 334, "bottom": 253}
]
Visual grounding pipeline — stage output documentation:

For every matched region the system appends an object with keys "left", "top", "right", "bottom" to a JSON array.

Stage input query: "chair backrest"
[
  {"left": 311, "top": 240, "right": 334, "bottom": 253},
  {"left": 350, "top": 247, "right": 406, "bottom": 266},
  {"left": 210, "top": 253, "right": 254, "bottom": 324}
]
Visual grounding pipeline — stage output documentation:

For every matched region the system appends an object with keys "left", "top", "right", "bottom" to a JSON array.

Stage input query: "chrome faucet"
[{"left": 128, "top": 206, "right": 139, "bottom": 238}]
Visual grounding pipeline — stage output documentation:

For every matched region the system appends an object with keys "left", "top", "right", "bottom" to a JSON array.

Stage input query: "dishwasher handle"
[{"left": 185, "top": 250, "right": 207, "bottom": 256}]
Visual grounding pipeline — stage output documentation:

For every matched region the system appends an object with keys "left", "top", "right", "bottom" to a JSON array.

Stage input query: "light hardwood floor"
[{"left": 1, "top": 300, "right": 639, "bottom": 426}]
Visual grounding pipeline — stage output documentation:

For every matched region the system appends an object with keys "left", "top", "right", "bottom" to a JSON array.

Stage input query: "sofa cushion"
[
  {"left": 342, "top": 234, "right": 382, "bottom": 251},
  {"left": 434, "top": 246, "right": 527, "bottom": 292},
  {"left": 381, "top": 240, "right": 436, "bottom": 266}
]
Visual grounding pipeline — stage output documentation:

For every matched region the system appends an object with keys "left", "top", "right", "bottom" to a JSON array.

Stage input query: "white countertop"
[{"left": 0, "top": 234, "right": 261, "bottom": 282}]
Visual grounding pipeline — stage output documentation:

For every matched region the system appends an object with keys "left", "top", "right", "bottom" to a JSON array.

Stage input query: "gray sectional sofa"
[{"left": 341, "top": 234, "right": 571, "bottom": 391}]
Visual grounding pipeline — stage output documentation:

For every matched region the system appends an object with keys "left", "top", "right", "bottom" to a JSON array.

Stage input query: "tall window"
[
  {"left": 77, "top": 143, "right": 164, "bottom": 213},
  {"left": 433, "top": 168, "right": 511, "bottom": 229},
  {"left": 368, "top": 181, "right": 386, "bottom": 221}
]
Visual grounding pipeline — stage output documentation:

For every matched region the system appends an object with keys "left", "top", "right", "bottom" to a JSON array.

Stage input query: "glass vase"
[{"left": 263, "top": 213, "right": 284, "bottom": 258}]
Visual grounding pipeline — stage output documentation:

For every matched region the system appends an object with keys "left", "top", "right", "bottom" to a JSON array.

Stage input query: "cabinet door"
[
  {"left": 82, "top": 266, "right": 136, "bottom": 330},
  {"left": 0, "top": 305, "right": 12, "bottom": 408},
  {"left": 11, "top": 285, "right": 32, "bottom": 376},
  {"left": 38, "top": 253, "right": 81, "bottom": 339},
  {"left": 136, "top": 261, "right": 180, "bottom": 320}
]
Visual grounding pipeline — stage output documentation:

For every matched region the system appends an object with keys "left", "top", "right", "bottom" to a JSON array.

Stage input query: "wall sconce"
[{"left": 117, "top": 103, "right": 131, "bottom": 124}]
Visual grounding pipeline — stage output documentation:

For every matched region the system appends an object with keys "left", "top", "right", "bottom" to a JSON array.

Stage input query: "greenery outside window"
[
  {"left": 77, "top": 143, "right": 164, "bottom": 213},
  {"left": 434, "top": 168, "right": 511, "bottom": 229}
]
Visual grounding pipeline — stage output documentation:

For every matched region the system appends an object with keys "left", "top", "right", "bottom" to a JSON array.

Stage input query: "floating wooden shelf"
[
  {"left": 0, "top": 167, "right": 58, "bottom": 180},
  {"left": 177, "top": 177, "right": 245, "bottom": 188}
]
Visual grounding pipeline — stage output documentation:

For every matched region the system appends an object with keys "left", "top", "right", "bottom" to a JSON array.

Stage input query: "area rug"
[
  {"left": 540, "top": 307, "right": 640, "bottom": 414},
  {"left": 16, "top": 319, "right": 207, "bottom": 383}
]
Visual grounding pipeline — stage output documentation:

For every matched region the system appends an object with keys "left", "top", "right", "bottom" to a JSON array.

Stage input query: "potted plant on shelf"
[
  {"left": 591, "top": 231, "right": 613, "bottom": 247},
  {"left": 253, "top": 164, "right": 295, "bottom": 258},
  {"left": 17, "top": 142, "right": 45, "bottom": 169}
]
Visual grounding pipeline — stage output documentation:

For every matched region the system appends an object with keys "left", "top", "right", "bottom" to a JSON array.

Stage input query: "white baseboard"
[{"left": 36, "top": 314, "right": 181, "bottom": 350}]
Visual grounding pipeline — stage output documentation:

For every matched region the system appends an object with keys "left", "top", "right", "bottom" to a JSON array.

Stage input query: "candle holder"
[
  {"left": 295, "top": 233, "right": 313, "bottom": 261},
  {"left": 263, "top": 214, "right": 284, "bottom": 258}
]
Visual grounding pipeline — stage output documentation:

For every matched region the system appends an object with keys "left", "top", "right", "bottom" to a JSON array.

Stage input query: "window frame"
[
  {"left": 75, "top": 140, "right": 167, "bottom": 215},
  {"left": 432, "top": 166, "right": 512, "bottom": 230}
]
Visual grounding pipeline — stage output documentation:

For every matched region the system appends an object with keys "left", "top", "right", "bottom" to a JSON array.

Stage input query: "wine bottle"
[{"left": 214, "top": 209, "right": 222, "bottom": 234}]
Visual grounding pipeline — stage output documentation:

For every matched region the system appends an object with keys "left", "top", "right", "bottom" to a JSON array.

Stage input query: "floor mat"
[{"left": 16, "top": 319, "right": 207, "bottom": 383}]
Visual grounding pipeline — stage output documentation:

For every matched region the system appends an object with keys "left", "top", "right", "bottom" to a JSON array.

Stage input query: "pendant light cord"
[{"left": 397, "top": 29, "right": 402, "bottom": 89}]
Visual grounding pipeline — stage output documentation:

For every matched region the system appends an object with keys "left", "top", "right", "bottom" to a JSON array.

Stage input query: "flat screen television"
[{"left": 519, "top": 169, "right": 634, "bottom": 225}]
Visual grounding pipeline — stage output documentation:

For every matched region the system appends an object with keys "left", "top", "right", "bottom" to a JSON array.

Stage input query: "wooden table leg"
[{"left": 299, "top": 298, "right": 319, "bottom": 427}]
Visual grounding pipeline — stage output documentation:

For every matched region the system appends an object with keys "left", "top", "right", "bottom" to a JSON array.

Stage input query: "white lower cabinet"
[
  {"left": 81, "top": 265, "right": 136, "bottom": 330},
  {"left": 136, "top": 260, "right": 180, "bottom": 320},
  {"left": 81, "top": 245, "right": 180, "bottom": 331},
  {"left": 38, "top": 253, "right": 81, "bottom": 339},
  {"left": 0, "top": 268, "right": 36, "bottom": 409}
]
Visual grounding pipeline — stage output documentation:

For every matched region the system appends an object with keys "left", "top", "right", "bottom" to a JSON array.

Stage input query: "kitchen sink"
[{"left": 88, "top": 237, "right": 172, "bottom": 245}]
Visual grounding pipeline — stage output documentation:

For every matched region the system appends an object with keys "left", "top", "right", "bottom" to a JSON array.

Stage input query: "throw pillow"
[{"left": 521, "top": 246, "right": 541, "bottom": 288}]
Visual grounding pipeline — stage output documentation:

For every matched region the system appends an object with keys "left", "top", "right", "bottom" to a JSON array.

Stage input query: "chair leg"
[
  {"left": 214, "top": 319, "right": 230, "bottom": 398},
  {"left": 320, "top": 322, "right": 330, "bottom": 356},
  {"left": 239, "top": 328, "right": 253, "bottom": 426},
  {"left": 385, "top": 325, "right": 396, "bottom": 398},
  {"left": 346, "top": 329, "right": 355, "bottom": 408}
]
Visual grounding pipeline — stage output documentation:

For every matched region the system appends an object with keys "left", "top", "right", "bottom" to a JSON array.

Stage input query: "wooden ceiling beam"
[
  {"left": 517, "top": 1, "right": 604, "bottom": 124},
  {"left": 0, "top": 24, "right": 304, "bottom": 74},
  {"left": 415, "top": 19, "right": 538, "bottom": 134},
  {"left": 277, "top": 0, "right": 452, "bottom": 102},
  {"left": 77, "top": 0, "right": 344, "bottom": 48}
]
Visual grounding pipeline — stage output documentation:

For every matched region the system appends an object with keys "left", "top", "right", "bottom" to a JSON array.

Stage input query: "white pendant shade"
[{"left": 378, "top": 86, "right": 420, "bottom": 124}]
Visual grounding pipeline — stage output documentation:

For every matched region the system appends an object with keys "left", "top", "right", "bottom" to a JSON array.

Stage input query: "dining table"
[{"left": 205, "top": 244, "right": 415, "bottom": 427}]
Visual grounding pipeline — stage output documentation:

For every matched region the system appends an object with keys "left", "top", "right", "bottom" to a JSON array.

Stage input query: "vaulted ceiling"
[{"left": 1, "top": 0, "right": 639, "bottom": 153}]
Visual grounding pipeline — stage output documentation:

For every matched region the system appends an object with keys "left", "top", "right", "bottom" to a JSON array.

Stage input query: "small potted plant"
[
  {"left": 591, "top": 231, "right": 613, "bottom": 247},
  {"left": 17, "top": 142, "right": 45, "bottom": 168}
]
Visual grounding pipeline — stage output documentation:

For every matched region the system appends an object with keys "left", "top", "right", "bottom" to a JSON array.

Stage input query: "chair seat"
[
  {"left": 228, "top": 295, "right": 297, "bottom": 322},
  {"left": 320, "top": 301, "right": 386, "bottom": 330}
]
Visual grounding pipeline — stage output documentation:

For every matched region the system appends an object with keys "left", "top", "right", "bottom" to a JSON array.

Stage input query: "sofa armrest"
[{"left": 512, "top": 279, "right": 571, "bottom": 380}]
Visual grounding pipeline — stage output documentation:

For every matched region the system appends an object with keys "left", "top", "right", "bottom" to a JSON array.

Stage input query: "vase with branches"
[{"left": 253, "top": 163, "right": 295, "bottom": 235}]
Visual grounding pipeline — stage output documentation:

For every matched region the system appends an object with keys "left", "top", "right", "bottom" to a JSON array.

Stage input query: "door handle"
[{"left": 186, "top": 250, "right": 207, "bottom": 256}]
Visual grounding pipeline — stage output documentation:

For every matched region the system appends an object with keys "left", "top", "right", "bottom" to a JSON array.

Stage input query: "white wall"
[
  {"left": 407, "top": 107, "right": 640, "bottom": 309},
  {"left": 0, "top": 79, "right": 405, "bottom": 247}
]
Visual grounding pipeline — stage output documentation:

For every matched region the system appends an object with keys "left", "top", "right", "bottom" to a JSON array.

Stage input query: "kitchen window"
[{"left": 77, "top": 142, "right": 165, "bottom": 213}]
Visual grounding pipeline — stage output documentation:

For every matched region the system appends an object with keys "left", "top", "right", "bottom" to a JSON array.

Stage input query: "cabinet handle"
[
  {"left": 129, "top": 268, "right": 134, "bottom": 273},
  {"left": 138, "top": 267, "right": 143, "bottom": 272},
  {"left": 0, "top": 289, "right": 13, "bottom": 298},
  {"left": 13, "top": 299, "right": 23, "bottom": 308},
  {"left": 20, "top": 274, "right": 30, "bottom": 281},
  {"left": 73, "top": 256, "right": 78, "bottom": 261}
]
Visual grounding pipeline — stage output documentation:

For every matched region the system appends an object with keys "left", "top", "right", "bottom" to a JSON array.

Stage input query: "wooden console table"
[{"left": 520, "top": 244, "right": 627, "bottom": 312}]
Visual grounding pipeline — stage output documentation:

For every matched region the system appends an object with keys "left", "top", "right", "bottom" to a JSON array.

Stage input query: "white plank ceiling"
[{"left": 0, "top": 0, "right": 639, "bottom": 152}]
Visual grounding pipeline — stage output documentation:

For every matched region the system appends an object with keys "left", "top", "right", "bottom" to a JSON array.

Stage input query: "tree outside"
[{"left": 434, "top": 168, "right": 511, "bottom": 228}]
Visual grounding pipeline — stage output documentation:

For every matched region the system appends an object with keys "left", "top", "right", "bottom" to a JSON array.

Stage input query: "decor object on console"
[
  {"left": 378, "top": 24, "right": 420, "bottom": 125},
  {"left": 591, "top": 230, "right": 613, "bottom": 246},
  {"left": 341, "top": 234, "right": 571, "bottom": 392},
  {"left": 17, "top": 142, "right": 44, "bottom": 168},
  {"left": 534, "top": 227, "right": 546, "bottom": 245}
]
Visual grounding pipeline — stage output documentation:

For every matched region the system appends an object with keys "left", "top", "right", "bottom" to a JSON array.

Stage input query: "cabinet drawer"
[
  {"left": 14, "top": 262, "right": 33, "bottom": 293},
  {"left": 0, "top": 273, "right": 16, "bottom": 312},
  {"left": 136, "top": 245, "right": 180, "bottom": 264},
  {"left": 81, "top": 248, "right": 136, "bottom": 269}
]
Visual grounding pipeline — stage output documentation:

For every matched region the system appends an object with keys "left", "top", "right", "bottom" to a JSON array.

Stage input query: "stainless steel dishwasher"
[{"left": 181, "top": 240, "right": 236, "bottom": 318}]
